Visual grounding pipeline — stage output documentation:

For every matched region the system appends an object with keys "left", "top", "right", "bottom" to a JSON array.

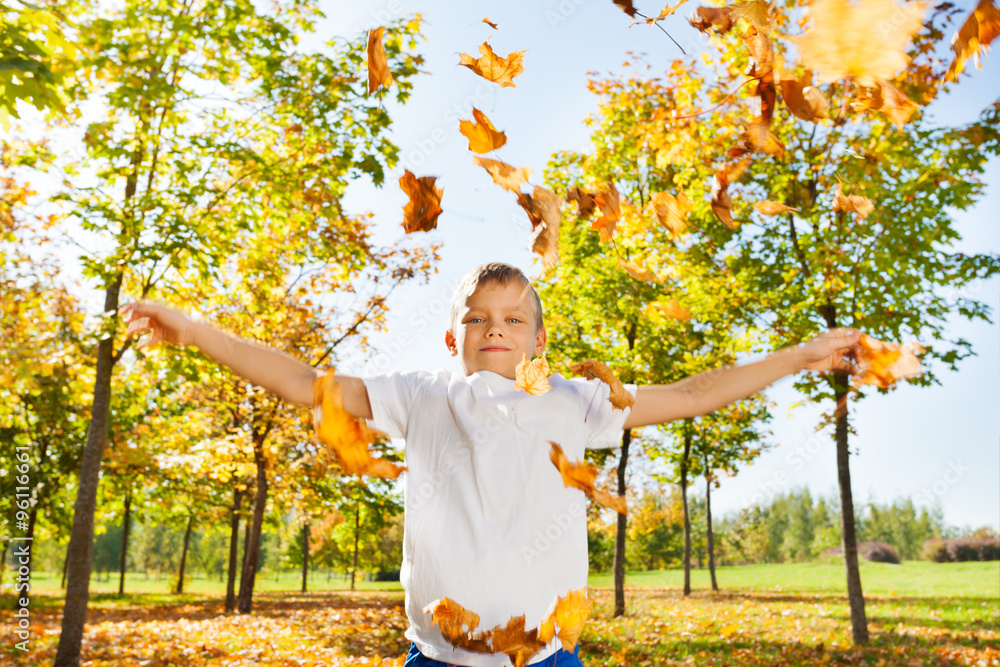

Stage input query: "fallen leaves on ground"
[
  {"left": 313, "top": 372, "right": 405, "bottom": 478},
  {"left": 855, "top": 333, "right": 925, "bottom": 389},
  {"left": 459, "top": 108, "right": 507, "bottom": 154},
  {"left": 366, "top": 27, "right": 393, "bottom": 95},
  {"left": 549, "top": 442, "right": 628, "bottom": 514},
  {"left": 459, "top": 42, "right": 526, "bottom": 88},
  {"left": 515, "top": 354, "right": 552, "bottom": 395},
  {"left": 399, "top": 170, "right": 444, "bottom": 233},
  {"left": 569, "top": 359, "right": 635, "bottom": 410}
]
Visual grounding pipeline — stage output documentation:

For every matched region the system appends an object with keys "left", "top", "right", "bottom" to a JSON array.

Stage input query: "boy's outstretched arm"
[
  {"left": 623, "top": 329, "right": 861, "bottom": 429},
  {"left": 119, "top": 302, "right": 373, "bottom": 418}
]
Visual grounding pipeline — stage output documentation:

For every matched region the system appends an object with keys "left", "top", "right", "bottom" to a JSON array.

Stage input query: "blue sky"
[{"left": 318, "top": 0, "right": 1000, "bottom": 531}]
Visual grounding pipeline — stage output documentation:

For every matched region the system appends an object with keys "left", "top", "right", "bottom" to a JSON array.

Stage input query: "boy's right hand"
[{"left": 119, "top": 302, "right": 196, "bottom": 349}]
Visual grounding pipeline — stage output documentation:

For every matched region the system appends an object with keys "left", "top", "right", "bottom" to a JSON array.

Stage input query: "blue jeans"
[{"left": 404, "top": 642, "right": 583, "bottom": 666}]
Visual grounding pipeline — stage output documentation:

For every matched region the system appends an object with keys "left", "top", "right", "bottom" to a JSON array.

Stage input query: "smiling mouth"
[{"left": 480, "top": 346, "right": 512, "bottom": 352}]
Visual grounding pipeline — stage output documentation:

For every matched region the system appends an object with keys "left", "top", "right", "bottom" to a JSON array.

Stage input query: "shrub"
[
  {"left": 946, "top": 540, "right": 980, "bottom": 562},
  {"left": 922, "top": 538, "right": 1000, "bottom": 562},
  {"left": 978, "top": 540, "right": 1000, "bottom": 561},
  {"left": 860, "top": 541, "right": 901, "bottom": 564},
  {"left": 921, "top": 539, "right": 948, "bottom": 563}
]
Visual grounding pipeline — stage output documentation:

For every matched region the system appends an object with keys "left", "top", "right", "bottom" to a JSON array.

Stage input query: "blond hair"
[{"left": 449, "top": 263, "right": 544, "bottom": 333}]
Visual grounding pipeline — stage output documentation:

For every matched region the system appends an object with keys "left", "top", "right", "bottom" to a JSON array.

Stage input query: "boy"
[{"left": 121, "top": 262, "right": 860, "bottom": 667}]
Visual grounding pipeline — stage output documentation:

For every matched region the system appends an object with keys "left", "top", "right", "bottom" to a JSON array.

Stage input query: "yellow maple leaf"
[
  {"left": 459, "top": 108, "right": 507, "bottom": 154},
  {"left": 515, "top": 354, "right": 552, "bottom": 395},
  {"left": 459, "top": 42, "right": 527, "bottom": 88}
]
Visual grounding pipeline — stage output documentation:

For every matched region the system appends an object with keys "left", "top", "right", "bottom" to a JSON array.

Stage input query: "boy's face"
[{"left": 445, "top": 280, "right": 546, "bottom": 379}]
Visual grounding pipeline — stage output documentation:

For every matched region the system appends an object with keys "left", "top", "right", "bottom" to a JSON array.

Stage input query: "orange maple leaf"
[
  {"left": 459, "top": 42, "right": 526, "bottom": 88},
  {"left": 515, "top": 354, "right": 552, "bottom": 395},
  {"left": 549, "top": 442, "right": 627, "bottom": 515},
  {"left": 313, "top": 372, "right": 405, "bottom": 478},
  {"left": 569, "top": 359, "right": 634, "bottom": 411},
  {"left": 517, "top": 187, "right": 563, "bottom": 267},
  {"left": 754, "top": 200, "right": 800, "bottom": 216},
  {"left": 618, "top": 259, "right": 661, "bottom": 283},
  {"left": 591, "top": 182, "right": 621, "bottom": 243},
  {"left": 399, "top": 169, "right": 444, "bottom": 233},
  {"left": 366, "top": 27, "right": 393, "bottom": 95},
  {"left": 482, "top": 17, "right": 499, "bottom": 29},
  {"left": 647, "top": 298, "right": 692, "bottom": 321},
  {"left": 425, "top": 599, "right": 545, "bottom": 667},
  {"left": 651, "top": 188, "right": 692, "bottom": 235},
  {"left": 945, "top": 0, "right": 1000, "bottom": 82},
  {"left": 792, "top": 0, "right": 926, "bottom": 86},
  {"left": 538, "top": 588, "right": 593, "bottom": 652},
  {"left": 459, "top": 108, "right": 507, "bottom": 154},
  {"left": 711, "top": 156, "right": 750, "bottom": 230},
  {"left": 646, "top": 0, "right": 689, "bottom": 23},
  {"left": 832, "top": 183, "right": 874, "bottom": 221},
  {"left": 489, "top": 616, "right": 547, "bottom": 667},
  {"left": 780, "top": 71, "right": 830, "bottom": 123},
  {"left": 473, "top": 157, "right": 532, "bottom": 193},
  {"left": 855, "top": 333, "right": 925, "bottom": 389},
  {"left": 731, "top": 0, "right": 773, "bottom": 31},
  {"left": 689, "top": 6, "right": 734, "bottom": 34},
  {"left": 853, "top": 80, "right": 918, "bottom": 129}
]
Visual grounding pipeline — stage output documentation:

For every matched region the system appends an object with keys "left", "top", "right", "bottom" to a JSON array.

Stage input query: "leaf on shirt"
[
  {"left": 855, "top": 333, "right": 925, "bottom": 389},
  {"left": 549, "top": 442, "right": 627, "bottom": 515},
  {"left": 489, "top": 616, "right": 548, "bottom": 667},
  {"left": 569, "top": 359, "right": 635, "bottom": 410},
  {"left": 313, "top": 372, "right": 405, "bottom": 478},
  {"left": 515, "top": 354, "right": 552, "bottom": 395},
  {"left": 424, "top": 598, "right": 544, "bottom": 667},
  {"left": 537, "top": 587, "right": 593, "bottom": 652}
]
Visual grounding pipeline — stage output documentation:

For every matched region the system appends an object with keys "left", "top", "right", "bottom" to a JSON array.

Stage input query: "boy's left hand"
[{"left": 800, "top": 328, "right": 862, "bottom": 374}]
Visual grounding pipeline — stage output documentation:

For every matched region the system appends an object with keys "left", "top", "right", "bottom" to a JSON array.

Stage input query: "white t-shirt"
[{"left": 363, "top": 369, "right": 636, "bottom": 667}]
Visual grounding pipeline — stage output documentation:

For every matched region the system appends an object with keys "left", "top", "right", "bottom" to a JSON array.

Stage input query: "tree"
[
  {"left": 0, "top": 2, "right": 75, "bottom": 124},
  {"left": 548, "top": 2, "right": 999, "bottom": 642}
]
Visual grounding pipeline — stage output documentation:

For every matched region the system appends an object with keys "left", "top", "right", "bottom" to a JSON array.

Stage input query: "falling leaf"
[
  {"left": 489, "top": 616, "right": 548, "bottom": 667},
  {"left": 646, "top": 0, "right": 689, "bottom": 22},
  {"left": 517, "top": 187, "right": 563, "bottom": 267},
  {"left": 399, "top": 169, "right": 444, "bottom": 233},
  {"left": 648, "top": 298, "right": 692, "bottom": 321},
  {"left": 549, "top": 442, "right": 627, "bottom": 514},
  {"left": 945, "top": 0, "right": 1000, "bottom": 81},
  {"left": 459, "top": 42, "right": 527, "bottom": 88},
  {"left": 366, "top": 27, "right": 393, "bottom": 95},
  {"left": 482, "top": 17, "right": 499, "bottom": 29},
  {"left": 569, "top": 359, "right": 635, "bottom": 410},
  {"left": 473, "top": 157, "right": 532, "bottom": 193},
  {"left": 652, "top": 188, "right": 692, "bottom": 235},
  {"left": 744, "top": 27, "right": 774, "bottom": 79},
  {"left": 591, "top": 182, "right": 621, "bottom": 243},
  {"left": 855, "top": 333, "right": 925, "bottom": 388},
  {"left": 780, "top": 71, "right": 829, "bottom": 123},
  {"left": 754, "top": 200, "right": 800, "bottom": 216},
  {"left": 538, "top": 588, "right": 593, "bottom": 652},
  {"left": 515, "top": 354, "right": 552, "bottom": 395},
  {"left": 459, "top": 107, "right": 507, "bottom": 154},
  {"left": 566, "top": 186, "right": 597, "bottom": 218},
  {"left": 689, "top": 6, "right": 734, "bottom": 34},
  {"left": 731, "top": 0, "right": 773, "bottom": 31},
  {"left": 619, "top": 260, "right": 661, "bottom": 282},
  {"left": 613, "top": 0, "right": 638, "bottom": 17},
  {"left": 711, "top": 156, "right": 750, "bottom": 230},
  {"left": 313, "top": 373, "right": 405, "bottom": 478},
  {"left": 832, "top": 183, "right": 874, "bottom": 221},
  {"left": 853, "top": 80, "right": 919, "bottom": 129},
  {"left": 792, "top": 0, "right": 926, "bottom": 86}
]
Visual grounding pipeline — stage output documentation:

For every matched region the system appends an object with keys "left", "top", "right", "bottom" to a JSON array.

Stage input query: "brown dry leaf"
[
  {"left": 855, "top": 333, "right": 925, "bottom": 388},
  {"left": 591, "top": 182, "right": 621, "bottom": 243},
  {"left": 566, "top": 186, "right": 597, "bottom": 218},
  {"left": 549, "top": 443, "right": 627, "bottom": 514},
  {"left": 482, "top": 17, "right": 499, "bottom": 29},
  {"left": 731, "top": 0, "right": 773, "bottom": 31},
  {"left": 793, "top": 0, "right": 926, "bottom": 86},
  {"left": 538, "top": 588, "right": 593, "bottom": 652},
  {"left": 646, "top": 0, "right": 689, "bottom": 22},
  {"left": 945, "top": 0, "right": 1000, "bottom": 82},
  {"left": 366, "top": 27, "right": 394, "bottom": 95},
  {"left": 689, "top": 6, "right": 734, "bottom": 34},
  {"left": 515, "top": 354, "right": 552, "bottom": 396},
  {"left": 490, "top": 616, "right": 547, "bottom": 667},
  {"left": 459, "top": 42, "right": 527, "bottom": 88},
  {"left": 744, "top": 27, "right": 774, "bottom": 79},
  {"left": 648, "top": 298, "right": 692, "bottom": 321},
  {"left": 569, "top": 359, "right": 635, "bottom": 411},
  {"left": 517, "top": 187, "right": 563, "bottom": 267},
  {"left": 853, "top": 80, "right": 918, "bottom": 129},
  {"left": 711, "top": 156, "right": 750, "bottom": 230},
  {"left": 473, "top": 157, "right": 532, "bottom": 193},
  {"left": 399, "top": 169, "right": 444, "bottom": 233},
  {"left": 832, "top": 183, "right": 874, "bottom": 221},
  {"left": 613, "top": 0, "right": 638, "bottom": 17},
  {"left": 754, "top": 200, "right": 800, "bottom": 216},
  {"left": 313, "top": 373, "right": 405, "bottom": 478},
  {"left": 619, "top": 260, "right": 661, "bottom": 282},
  {"left": 780, "top": 71, "right": 829, "bottom": 123},
  {"left": 652, "top": 188, "right": 692, "bottom": 235},
  {"left": 425, "top": 598, "right": 490, "bottom": 654},
  {"left": 459, "top": 108, "right": 507, "bottom": 154}
]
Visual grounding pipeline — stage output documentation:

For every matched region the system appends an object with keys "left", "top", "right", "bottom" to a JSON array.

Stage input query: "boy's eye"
[{"left": 506, "top": 317, "right": 521, "bottom": 323}]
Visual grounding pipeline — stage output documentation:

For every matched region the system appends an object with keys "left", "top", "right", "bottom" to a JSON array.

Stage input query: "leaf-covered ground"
[{"left": 3, "top": 564, "right": 998, "bottom": 666}]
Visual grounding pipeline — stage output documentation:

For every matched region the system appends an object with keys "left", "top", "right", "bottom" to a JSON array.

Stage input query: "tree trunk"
[
  {"left": 118, "top": 486, "right": 132, "bottom": 596},
  {"left": 301, "top": 522, "right": 310, "bottom": 593},
  {"left": 237, "top": 439, "right": 268, "bottom": 614},
  {"left": 705, "top": 453, "right": 718, "bottom": 592},
  {"left": 61, "top": 549, "right": 69, "bottom": 588},
  {"left": 0, "top": 541, "right": 7, "bottom": 586},
  {"left": 54, "top": 273, "right": 122, "bottom": 667},
  {"left": 225, "top": 489, "right": 243, "bottom": 612},
  {"left": 175, "top": 513, "right": 194, "bottom": 594},
  {"left": 835, "top": 383, "right": 869, "bottom": 644},
  {"left": 350, "top": 503, "right": 360, "bottom": 591},
  {"left": 681, "top": 420, "right": 692, "bottom": 597},
  {"left": 612, "top": 428, "right": 631, "bottom": 617}
]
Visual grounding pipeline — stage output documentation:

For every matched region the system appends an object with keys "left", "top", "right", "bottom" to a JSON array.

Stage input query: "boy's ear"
[
  {"left": 445, "top": 330, "right": 458, "bottom": 357},
  {"left": 534, "top": 325, "right": 547, "bottom": 356}
]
